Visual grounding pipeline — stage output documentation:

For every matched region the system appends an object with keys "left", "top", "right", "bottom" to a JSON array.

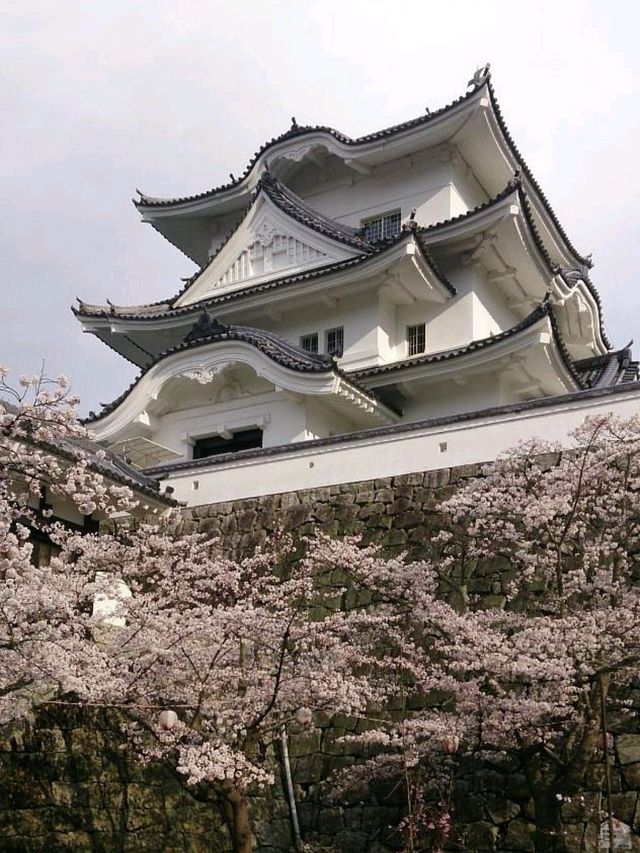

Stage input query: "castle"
[{"left": 74, "top": 67, "right": 640, "bottom": 506}]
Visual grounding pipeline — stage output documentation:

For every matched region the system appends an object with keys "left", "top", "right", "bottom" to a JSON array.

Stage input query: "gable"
[
  {"left": 175, "top": 194, "right": 361, "bottom": 308},
  {"left": 216, "top": 218, "right": 331, "bottom": 289}
]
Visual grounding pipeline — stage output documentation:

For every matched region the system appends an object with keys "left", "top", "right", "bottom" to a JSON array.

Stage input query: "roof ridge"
[
  {"left": 133, "top": 80, "right": 487, "bottom": 209},
  {"left": 256, "top": 171, "right": 372, "bottom": 250}
]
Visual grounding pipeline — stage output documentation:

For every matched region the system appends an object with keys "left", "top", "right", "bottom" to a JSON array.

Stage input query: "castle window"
[
  {"left": 325, "top": 326, "right": 344, "bottom": 357},
  {"left": 300, "top": 333, "right": 319, "bottom": 353},
  {"left": 193, "top": 428, "right": 263, "bottom": 460},
  {"left": 362, "top": 209, "right": 401, "bottom": 242},
  {"left": 407, "top": 323, "right": 426, "bottom": 356}
]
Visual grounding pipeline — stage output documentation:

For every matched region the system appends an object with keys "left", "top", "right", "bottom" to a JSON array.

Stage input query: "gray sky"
[{"left": 2, "top": 0, "right": 639, "bottom": 414}]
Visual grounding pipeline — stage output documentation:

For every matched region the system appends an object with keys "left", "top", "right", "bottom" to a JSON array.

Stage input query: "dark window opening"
[
  {"left": 407, "top": 323, "right": 426, "bottom": 356},
  {"left": 193, "top": 428, "right": 264, "bottom": 460},
  {"left": 300, "top": 333, "right": 319, "bottom": 353},
  {"left": 325, "top": 326, "right": 344, "bottom": 357},
  {"left": 362, "top": 209, "right": 402, "bottom": 242}
]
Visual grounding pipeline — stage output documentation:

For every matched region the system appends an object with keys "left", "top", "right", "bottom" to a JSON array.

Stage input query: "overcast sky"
[{"left": 2, "top": 0, "right": 639, "bottom": 414}]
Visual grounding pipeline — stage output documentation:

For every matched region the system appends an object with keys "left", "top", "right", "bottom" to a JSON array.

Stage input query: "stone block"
[
  {"left": 395, "top": 511, "right": 424, "bottom": 529},
  {"left": 297, "top": 802, "right": 320, "bottom": 832},
  {"left": 333, "top": 829, "right": 370, "bottom": 852},
  {"left": 316, "top": 806, "right": 344, "bottom": 835},
  {"left": 292, "top": 753, "right": 323, "bottom": 783},
  {"left": 279, "top": 492, "right": 300, "bottom": 508},
  {"left": 423, "top": 467, "right": 451, "bottom": 488},
  {"left": 358, "top": 504, "right": 384, "bottom": 520},
  {"left": 459, "top": 820, "right": 498, "bottom": 851},
  {"left": 450, "top": 463, "right": 482, "bottom": 482},
  {"left": 611, "top": 791, "right": 639, "bottom": 824},
  {"left": 502, "top": 818, "right": 535, "bottom": 851},
  {"left": 455, "top": 792, "right": 485, "bottom": 822},
  {"left": 617, "top": 734, "right": 640, "bottom": 764},
  {"left": 283, "top": 503, "right": 312, "bottom": 529},
  {"left": 236, "top": 509, "right": 258, "bottom": 532},
  {"left": 486, "top": 796, "right": 520, "bottom": 824},
  {"left": 198, "top": 516, "right": 221, "bottom": 535},
  {"left": 333, "top": 492, "right": 356, "bottom": 505},
  {"left": 383, "top": 529, "right": 407, "bottom": 547},
  {"left": 561, "top": 792, "right": 599, "bottom": 822},
  {"left": 623, "top": 762, "right": 640, "bottom": 788},
  {"left": 387, "top": 498, "right": 414, "bottom": 515}
]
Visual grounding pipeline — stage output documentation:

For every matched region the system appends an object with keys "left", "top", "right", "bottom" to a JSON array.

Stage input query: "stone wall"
[
  {"left": 0, "top": 707, "right": 231, "bottom": 852},
  {"left": 180, "top": 464, "right": 474, "bottom": 559},
  {"left": 4, "top": 462, "right": 640, "bottom": 851}
]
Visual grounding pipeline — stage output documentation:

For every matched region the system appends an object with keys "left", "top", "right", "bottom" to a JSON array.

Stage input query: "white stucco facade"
[{"left": 74, "top": 70, "right": 638, "bottom": 503}]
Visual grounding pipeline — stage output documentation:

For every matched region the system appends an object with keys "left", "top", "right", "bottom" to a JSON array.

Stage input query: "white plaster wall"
[
  {"left": 449, "top": 157, "right": 487, "bottom": 213},
  {"left": 401, "top": 375, "right": 502, "bottom": 421},
  {"left": 164, "top": 389, "right": 640, "bottom": 506},
  {"left": 289, "top": 153, "right": 457, "bottom": 231},
  {"left": 304, "top": 399, "right": 351, "bottom": 439},
  {"left": 151, "top": 392, "right": 308, "bottom": 459},
  {"left": 259, "top": 292, "right": 386, "bottom": 369},
  {"left": 471, "top": 268, "right": 519, "bottom": 338},
  {"left": 421, "top": 263, "right": 475, "bottom": 353}
]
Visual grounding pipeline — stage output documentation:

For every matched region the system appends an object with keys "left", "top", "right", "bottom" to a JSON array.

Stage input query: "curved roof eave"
[
  {"left": 417, "top": 180, "right": 611, "bottom": 352},
  {"left": 73, "top": 230, "right": 455, "bottom": 325},
  {"left": 133, "top": 73, "right": 591, "bottom": 277},
  {"left": 134, "top": 83, "right": 488, "bottom": 212},
  {"left": 484, "top": 78, "right": 591, "bottom": 269},
  {"left": 82, "top": 322, "right": 397, "bottom": 428},
  {"left": 349, "top": 301, "right": 587, "bottom": 391}
]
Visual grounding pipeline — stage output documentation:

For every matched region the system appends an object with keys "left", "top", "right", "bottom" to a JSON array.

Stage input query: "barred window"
[
  {"left": 300, "top": 333, "right": 319, "bottom": 353},
  {"left": 362, "top": 209, "right": 402, "bottom": 242},
  {"left": 407, "top": 323, "right": 426, "bottom": 356},
  {"left": 325, "top": 326, "right": 344, "bottom": 357}
]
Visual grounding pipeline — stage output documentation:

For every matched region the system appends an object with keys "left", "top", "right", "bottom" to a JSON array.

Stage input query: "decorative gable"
[
  {"left": 174, "top": 191, "right": 362, "bottom": 307},
  {"left": 216, "top": 220, "right": 330, "bottom": 289}
]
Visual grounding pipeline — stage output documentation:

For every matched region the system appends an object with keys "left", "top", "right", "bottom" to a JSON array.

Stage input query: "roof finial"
[
  {"left": 229, "top": 173, "right": 236, "bottom": 182},
  {"left": 467, "top": 63, "right": 491, "bottom": 91},
  {"left": 508, "top": 167, "right": 523, "bottom": 190},
  {"left": 402, "top": 208, "right": 418, "bottom": 232},
  {"left": 106, "top": 298, "right": 116, "bottom": 315},
  {"left": 584, "top": 252, "right": 594, "bottom": 269},
  {"left": 290, "top": 116, "right": 299, "bottom": 131}
]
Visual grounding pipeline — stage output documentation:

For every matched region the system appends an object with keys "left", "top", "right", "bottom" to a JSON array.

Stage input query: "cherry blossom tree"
[
  {"left": 3, "top": 366, "right": 640, "bottom": 852},
  {"left": 314, "top": 415, "right": 640, "bottom": 851},
  {"left": 0, "top": 367, "right": 138, "bottom": 723},
  {"left": 0, "top": 367, "right": 405, "bottom": 852}
]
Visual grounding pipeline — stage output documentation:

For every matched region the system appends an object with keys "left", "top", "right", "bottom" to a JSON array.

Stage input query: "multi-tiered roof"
[{"left": 74, "top": 68, "right": 637, "bottom": 471}]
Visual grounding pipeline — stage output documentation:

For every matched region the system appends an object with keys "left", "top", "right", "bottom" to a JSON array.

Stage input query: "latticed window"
[
  {"left": 362, "top": 209, "right": 402, "bottom": 242},
  {"left": 325, "top": 326, "right": 344, "bottom": 357},
  {"left": 407, "top": 323, "right": 426, "bottom": 356},
  {"left": 300, "top": 333, "right": 319, "bottom": 353}
]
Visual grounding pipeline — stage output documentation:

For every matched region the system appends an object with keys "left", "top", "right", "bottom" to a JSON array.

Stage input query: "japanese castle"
[{"left": 74, "top": 67, "right": 640, "bottom": 505}]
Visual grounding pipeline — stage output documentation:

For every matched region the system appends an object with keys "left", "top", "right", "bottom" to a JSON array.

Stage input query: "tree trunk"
[{"left": 226, "top": 786, "right": 253, "bottom": 853}]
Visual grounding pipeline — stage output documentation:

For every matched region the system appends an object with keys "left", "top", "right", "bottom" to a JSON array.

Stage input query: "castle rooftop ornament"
[{"left": 73, "top": 69, "right": 639, "bottom": 505}]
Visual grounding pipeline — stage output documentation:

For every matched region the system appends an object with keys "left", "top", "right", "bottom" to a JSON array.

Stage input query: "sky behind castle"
[{"left": 2, "top": 0, "right": 639, "bottom": 413}]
